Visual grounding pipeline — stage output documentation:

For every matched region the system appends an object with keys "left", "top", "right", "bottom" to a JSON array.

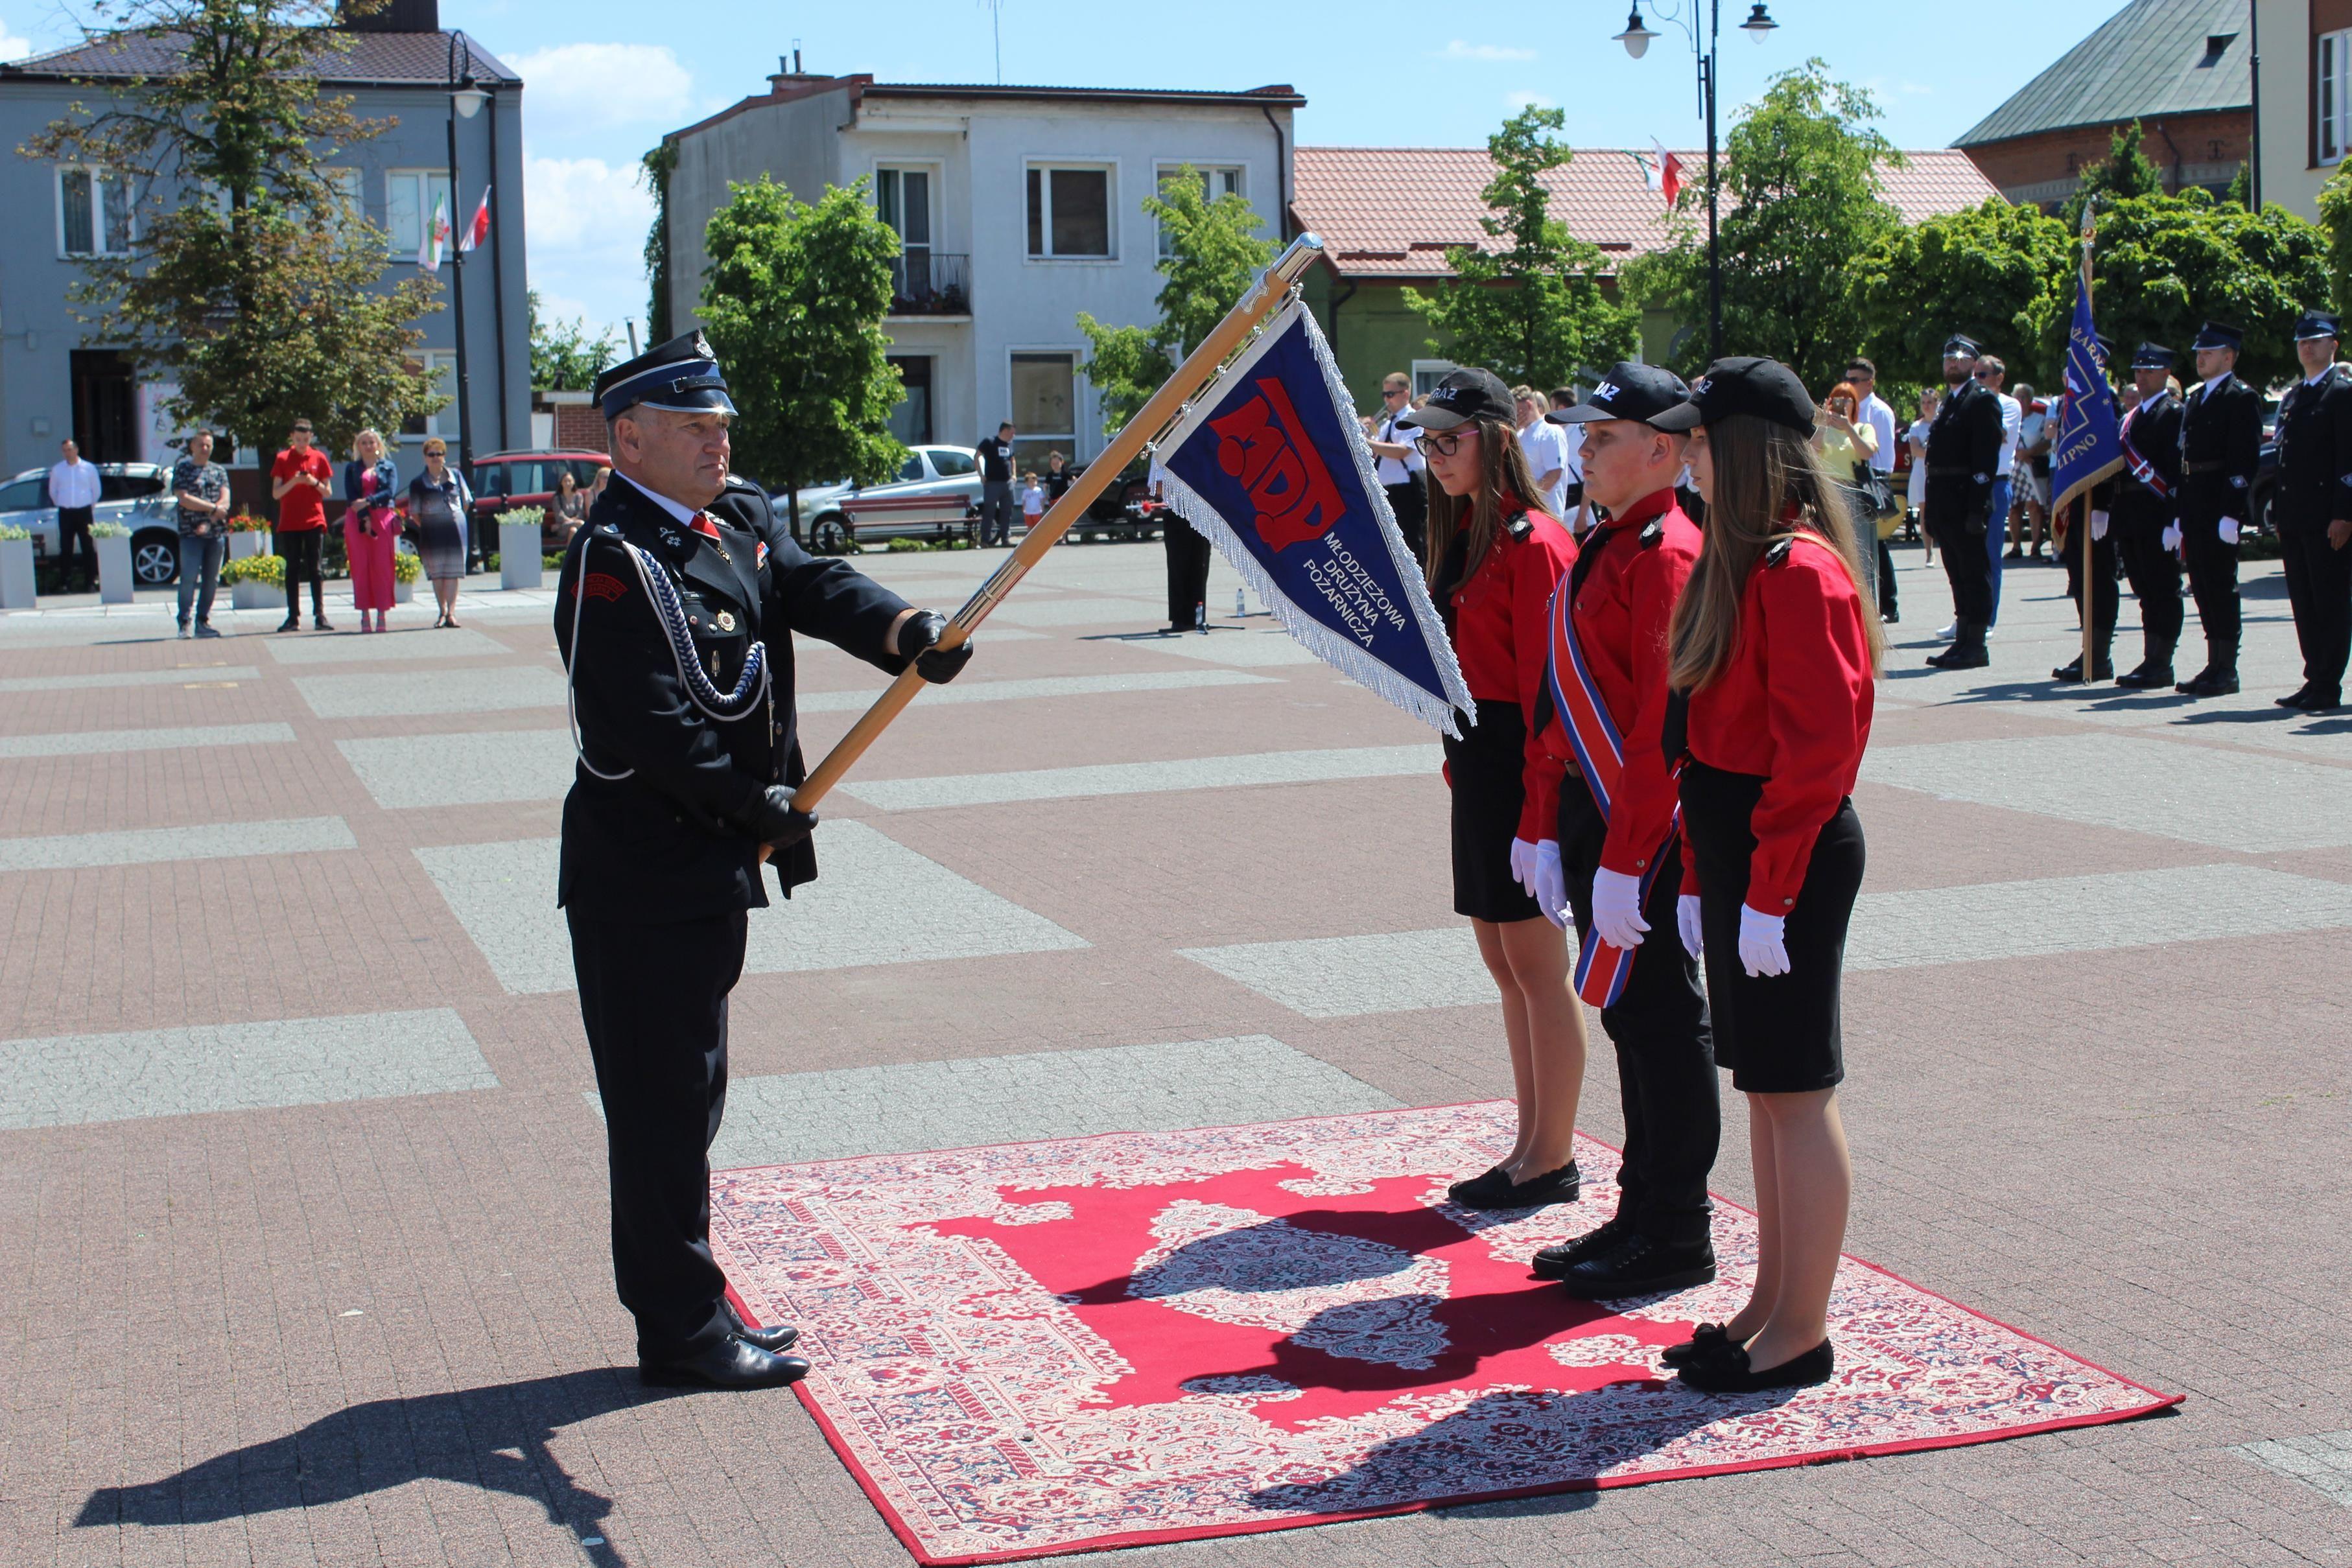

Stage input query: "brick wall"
[
  {"left": 552, "top": 404, "right": 609, "bottom": 454},
  {"left": 1962, "top": 110, "right": 2252, "bottom": 209}
]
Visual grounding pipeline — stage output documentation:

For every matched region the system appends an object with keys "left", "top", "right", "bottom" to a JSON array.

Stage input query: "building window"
[
  {"left": 386, "top": 169, "right": 454, "bottom": 258},
  {"left": 887, "top": 355, "right": 934, "bottom": 446},
  {"left": 2323, "top": 29, "right": 2352, "bottom": 165},
  {"left": 877, "top": 166, "right": 936, "bottom": 301},
  {"left": 1026, "top": 165, "right": 1112, "bottom": 259},
  {"left": 58, "top": 167, "right": 134, "bottom": 256},
  {"left": 399, "top": 351, "right": 462, "bottom": 440},
  {"left": 1009, "top": 351, "right": 1078, "bottom": 465},
  {"left": 1412, "top": 359, "right": 1457, "bottom": 398},
  {"left": 1156, "top": 165, "right": 1243, "bottom": 259}
]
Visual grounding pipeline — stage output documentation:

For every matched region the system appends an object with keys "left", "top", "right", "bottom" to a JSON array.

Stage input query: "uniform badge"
[
  {"left": 659, "top": 528, "right": 684, "bottom": 550},
  {"left": 754, "top": 540, "right": 768, "bottom": 568},
  {"left": 579, "top": 572, "right": 628, "bottom": 602},
  {"left": 716, "top": 611, "right": 737, "bottom": 632}
]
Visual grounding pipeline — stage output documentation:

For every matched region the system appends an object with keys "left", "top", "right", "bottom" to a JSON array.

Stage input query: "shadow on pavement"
[{"left": 73, "top": 1367, "right": 666, "bottom": 1567}]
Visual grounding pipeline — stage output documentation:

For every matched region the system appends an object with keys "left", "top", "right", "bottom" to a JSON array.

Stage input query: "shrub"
[
  {"left": 0, "top": 524, "right": 29, "bottom": 541},
  {"left": 392, "top": 546, "right": 421, "bottom": 585},
  {"left": 495, "top": 506, "right": 546, "bottom": 530},
  {"left": 886, "top": 536, "right": 932, "bottom": 552},
  {"left": 89, "top": 520, "right": 130, "bottom": 538},
  {"left": 541, "top": 552, "right": 565, "bottom": 572},
  {"left": 226, "top": 513, "right": 269, "bottom": 532},
  {"left": 220, "top": 553, "right": 286, "bottom": 587}
]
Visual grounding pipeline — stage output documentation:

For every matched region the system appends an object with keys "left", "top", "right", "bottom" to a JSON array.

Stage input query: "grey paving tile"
[
  {"left": 0, "top": 664, "right": 261, "bottom": 692},
  {"left": 797, "top": 667, "right": 1273, "bottom": 713},
  {"left": 843, "top": 743, "right": 1439, "bottom": 812},
  {"left": 983, "top": 595, "right": 1164, "bottom": 627},
  {"left": 0, "top": 815, "right": 354, "bottom": 872},
  {"left": 338, "top": 730, "right": 574, "bottom": 809},
  {"left": 1117, "top": 629, "right": 1331, "bottom": 666},
  {"left": 592, "top": 1035, "right": 1401, "bottom": 1167},
  {"left": 2234, "top": 1431, "right": 2352, "bottom": 1509},
  {"left": 1183, "top": 928, "right": 1490, "bottom": 1018},
  {"left": 296, "top": 664, "right": 566, "bottom": 719},
  {"left": 0, "top": 721, "right": 296, "bottom": 758},
  {"left": 264, "top": 627, "right": 513, "bottom": 664},
  {"left": 0, "top": 1009, "right": 496, "bottom": 1129},
  {"left": 414, "top": 820, "right": 1088, "bottom": 994}
]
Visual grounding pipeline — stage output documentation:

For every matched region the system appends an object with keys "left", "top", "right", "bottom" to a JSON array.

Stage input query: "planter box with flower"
[
  {"left": 393, "top": 542, "right": 419, "bottom": 605},
  {"left": 91, "top": 521, "right": 135, "bottom": 604},
  {"left": 219, "top": 550, "right": 285, "bottom": 611},
  {"left": 498, "top": 507, "right": 545, "bottom": 590},
  {"left": 226, "top": 513, "right": 271, "bottom": 561},
  {"left": 0, "top": 524, "right": 34, "bottom": 609}
]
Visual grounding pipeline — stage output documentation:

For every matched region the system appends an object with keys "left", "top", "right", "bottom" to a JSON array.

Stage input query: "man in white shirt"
[
  {"left": 1546, "top": 386, "right": 1591, "bottom": 531},
  {"left": 1364, "top": 371, "right": 1428, "bottom": 561},
  {"left": 1846, "top": 358, "right": 1899, "bottom": 622},
  {"left": 1513, "top": 386, "right": 1569, "bottom": 517},
  {"left": 1976, "top": 355, "right": 2023, "bottom": 627},
  {"left": 2010, "top": 383, "right": 2052, "bottom": 561},
  {"left": 46, "top": 438, "right": 102, "bottom": 592}
]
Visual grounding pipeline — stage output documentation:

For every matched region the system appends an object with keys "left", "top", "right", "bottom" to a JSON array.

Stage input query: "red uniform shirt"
[
  {"left": 1444, "top": 502, "right": 1577, "bottom": 804},
  {"left": 1523, "top": 487, "right": 1702, "bottom": 872},
  {"left": 1678, "top": 530, "right": 1874, "bottom": 912},
  {"left": 272, "top": 447, "right": 333, "bottom": 532}
]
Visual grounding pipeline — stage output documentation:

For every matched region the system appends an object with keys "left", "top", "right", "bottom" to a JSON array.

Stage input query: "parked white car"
[
  {"left": 0, "top": 462, "right": 178, "bottom": 585},
  {"left": 793, "top": 445, "right": 982, "bottom": 553}
]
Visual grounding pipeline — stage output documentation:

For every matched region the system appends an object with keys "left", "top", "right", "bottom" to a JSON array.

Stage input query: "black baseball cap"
[
  {"left": 1394, "top": 367, "right": 1515, "bottom": 432},
  {"left": 1649, "top": 356, "right": 1815, "bottom": 436},
  {"left": 1547, "top": 362, "right": 1689, "bottom": 428}
]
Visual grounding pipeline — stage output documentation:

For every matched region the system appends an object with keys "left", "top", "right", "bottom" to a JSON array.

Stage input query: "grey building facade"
[{"left": 0, "top": 0, "right": 529, "bottom": 480}]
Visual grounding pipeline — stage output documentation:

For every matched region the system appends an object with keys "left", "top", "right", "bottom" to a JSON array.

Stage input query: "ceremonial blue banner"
[
  {"left": 1152, "top": 299, "right": 1474, "bottom": 734},
  {"left": 2051, "top": 267, "right": 2124, "bottom": 517}
]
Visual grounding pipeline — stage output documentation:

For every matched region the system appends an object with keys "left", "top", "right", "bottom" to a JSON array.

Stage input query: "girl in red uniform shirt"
[
  {"left": 1651, "top": 358, "right": 1883, "bottom": 1393},
  {"left": 1398, "top": 369, "right": 1587, "bottom": 1210}
]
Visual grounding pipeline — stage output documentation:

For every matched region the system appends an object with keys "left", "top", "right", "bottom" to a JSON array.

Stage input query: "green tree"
[
  {"left": 2060, "top": 121, "right": 2165, "bottom": 229},
  {"left": 2315, "top": 160, "right": 2352, "bottom": 317},
  {"left": 528, "top": 290, "right": 617, "bottom": 392},
  {"left": 24, "top": 0, "right": 445, "bottom": 459},
  {"left": 698, "top": 175, "right": 904, "bottom": 531},
  {"left": 1401, "top": 106, "right": 1635, "bottom": 388},
  {"left": 1849, "top": 198, "right": 2073, "bottom": 388},
  {"left": 1623, "top": 61, "right": 1901, "bottom": 392},
  {"left": 641, "top": 141, "right": 677, "bottom": 344},
  {"left": 1079, "top": 166, "right": 1277, "bottom": 433}
]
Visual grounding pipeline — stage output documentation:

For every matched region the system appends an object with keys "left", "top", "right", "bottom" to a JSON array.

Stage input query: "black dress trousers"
[
  {"left": 2279, "top": 513, "right": 2352, "bottom": 694},
  {"left": 569, "top": 906, "right": 747, "bottom": 1359},
  {"left": 2180, "top": 515, "right": 2241, "bottom": 662},
  {"left": 1163, "top": 520, "right": 1214, "bottom": 628},
  {"left": 1557, "top": 786, "right": 1717, "bottom": 1246},
  {"left": 2115, "top": 515, "right": 2183, "bottom": 659}
]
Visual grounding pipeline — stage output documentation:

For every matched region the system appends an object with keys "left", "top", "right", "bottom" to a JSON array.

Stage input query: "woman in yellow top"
[{"left": 1814, "top": 380, "right": 1881, "bottom": 612}]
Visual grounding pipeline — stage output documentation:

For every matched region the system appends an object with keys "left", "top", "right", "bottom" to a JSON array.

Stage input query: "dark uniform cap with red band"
[
  {"left": 1649, "top": 356, "right": 1816, "bottom": 436},
  {"left": 1546, "top": 361, "right": 1689, "bottom": 428},
  {"left": 1393, "top": 367, "right": 1516, "bottom": 432}
]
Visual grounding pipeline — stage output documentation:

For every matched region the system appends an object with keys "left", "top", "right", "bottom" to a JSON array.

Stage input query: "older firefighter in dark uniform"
[
  {"left": 2054, "top": 334, "right": 2124, "bottom": 684},
  {"left": 2174, "top": 320, "right": 2263, "bottom": 698},
  {"left": 1922, "top": 334, "right": 2004, "bottom": 671},
  {"left": 2112, "top": 344, "right": 2187, "bottom": 688},
  {"left": 556, "top": 333, "right": 973, "bottom": 1390},
  {"left": 2271, "top": 309, "right": 2352, "bottom": 712}
]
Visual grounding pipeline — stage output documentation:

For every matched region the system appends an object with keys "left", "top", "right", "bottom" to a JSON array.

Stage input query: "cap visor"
[
  {"left": 1545, "top": 406, "right": 1614, "bottom": 425},
  {"left": 1646, "top": 403, "right": 1704, "bottom": 432},
  {"left": 1394, "top": 406, "right": 1468, "bottom": 432},
  {"left": 637, "top": 392, "right": 739, "bottom": 416}
]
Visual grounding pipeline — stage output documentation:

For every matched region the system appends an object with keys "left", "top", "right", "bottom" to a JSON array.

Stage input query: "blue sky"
[{"left": 0, "top": 1, "right": 2104, "bottom": 348}]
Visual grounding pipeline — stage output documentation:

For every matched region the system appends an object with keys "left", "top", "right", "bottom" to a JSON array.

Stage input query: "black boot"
[
  {"left": 1926, "top": 619, "right": 1988, "bottom": 670},
  {"left": 2115, "top": 651, "right": 2176, "bottom": 689},
  {"left": 2051, "top": 653, "right": 2114, "bottom": 683}
]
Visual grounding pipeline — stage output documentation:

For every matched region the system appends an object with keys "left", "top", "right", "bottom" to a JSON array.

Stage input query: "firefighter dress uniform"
[{"left": 2173, "top": 320, "right": 2264, "bottom": 697}]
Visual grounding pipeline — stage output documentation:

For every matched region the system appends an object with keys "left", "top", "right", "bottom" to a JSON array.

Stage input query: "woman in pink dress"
[{"left": 342, "top": 428, "right": 400, "bottom": 633}]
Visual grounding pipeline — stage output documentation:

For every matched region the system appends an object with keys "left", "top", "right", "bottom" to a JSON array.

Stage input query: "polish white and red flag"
[
  {"left": 1648, "top": 140, "right": 1684, "bottom": 205},
  {"left": 460, "top": 187, "right": 491, "bottom": 253}
]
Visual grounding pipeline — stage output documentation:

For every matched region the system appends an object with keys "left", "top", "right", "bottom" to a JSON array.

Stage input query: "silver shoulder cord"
[{"left": 567, "top": 532, "right": 771, "bottom": 782}]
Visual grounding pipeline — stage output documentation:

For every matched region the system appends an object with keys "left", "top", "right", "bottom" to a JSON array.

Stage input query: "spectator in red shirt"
[
  {"left": 1397, "top": 368, "right": 1587, "bottom": 1212},
  {"left": 1652, "top": 357, "right": 1882, "bottom": 1396},
  {"left": 272, "top": 418, "right": 336, "bottom": 631}
]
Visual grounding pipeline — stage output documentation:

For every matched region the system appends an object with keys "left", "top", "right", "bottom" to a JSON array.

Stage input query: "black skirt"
[
  {"left": 1680, "top": 760, "right": 1865, "bottom": 1094},
  {"left": 1442, "top": 698, "right": 1542, "bottom": 924}
]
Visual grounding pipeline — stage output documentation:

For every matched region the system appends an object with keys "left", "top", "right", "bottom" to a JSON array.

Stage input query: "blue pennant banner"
[
  {"left": 1151, "top": 299, "right": 1473, "bottom": 734},
  {"left": 2051, "top": 266, "right": 2124, "bottom": 517}
]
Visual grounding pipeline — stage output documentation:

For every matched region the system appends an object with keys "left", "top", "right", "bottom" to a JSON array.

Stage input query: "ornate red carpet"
[{"left": 709, "top": 1104, "right": 2177, "bottom": 1564}]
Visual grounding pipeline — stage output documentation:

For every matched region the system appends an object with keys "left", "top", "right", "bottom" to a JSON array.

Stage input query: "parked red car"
[{"left": 466, "top": 449, "right": 611, "bottom": 554}]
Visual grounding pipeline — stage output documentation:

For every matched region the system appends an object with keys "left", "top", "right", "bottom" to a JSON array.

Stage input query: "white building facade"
[{"left": 659, "top": 71, "right": 1301, "bottom": 470}]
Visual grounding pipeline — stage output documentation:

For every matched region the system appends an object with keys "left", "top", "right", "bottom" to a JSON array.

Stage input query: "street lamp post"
[
  {"left": 1616, "top": 1, "right": 1778, "bottom": 362},
  {"left": 445, "top": 30, "right": 488, "bottom": 563}
]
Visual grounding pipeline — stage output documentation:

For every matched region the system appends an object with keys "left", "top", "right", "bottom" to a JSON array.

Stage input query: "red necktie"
[{"left": 689, "top": 511, "right": 722, "bottom": 542}]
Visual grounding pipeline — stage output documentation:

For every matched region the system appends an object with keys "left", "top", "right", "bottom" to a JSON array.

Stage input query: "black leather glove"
[
  {"left": 727, "top": 785, "right": 817, "bottom": 850},
  {"left": 897, "top": 609, "right": 973, "bottom": 685}
]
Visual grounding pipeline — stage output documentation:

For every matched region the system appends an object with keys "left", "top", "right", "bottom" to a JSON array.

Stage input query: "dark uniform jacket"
[
  {"left": 2176, "top": 374, "right": 2263, "bottom": 526},
  {"left": 2113, "top": 388, "right": 2183, "bottom": 528},
  {"left": 2272, "top": 366, "right": 2352, "bottom": 528},
  {"left": 554, "top": 473, "right": 913, "bottom": 919},
  {"left": 1923, "top": 377, "right": 2004, "bottom": 533}
]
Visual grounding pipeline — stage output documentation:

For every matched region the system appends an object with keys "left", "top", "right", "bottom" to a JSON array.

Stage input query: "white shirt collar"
[
  {"left": 2207, "top": 371, "right": 2232, "bottom": 393},
  {"left": 617, "top": 470, "right": 700, "bottom": 527},
  {"left": 2307, "top": 368, "right": 2333, "bottom": 386}
]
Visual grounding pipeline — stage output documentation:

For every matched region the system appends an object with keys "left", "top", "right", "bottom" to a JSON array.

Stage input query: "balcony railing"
[{"left": 889, "top": 252, "right": 970, "bottom": 316}]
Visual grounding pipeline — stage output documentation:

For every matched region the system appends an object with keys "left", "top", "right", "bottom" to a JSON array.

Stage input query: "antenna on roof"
[{"left": 979, "top": 0, "right": 1003, "bottom": 84}]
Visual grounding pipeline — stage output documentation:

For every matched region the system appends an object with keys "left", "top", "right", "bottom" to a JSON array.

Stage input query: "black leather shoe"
[
  {"left": 1530, "top": 1212, "right": 1629, "bottom": 1280},
  {"left": 1496, "top": 1160, "right": 1581, "bottom": 1209},
  {"left": 1557, "top": 1232, "right": 1716, "bottom": 1298},
  {"left": 1660, "top": 1321, "right": 1739, "bottom": 1368},
  {"left": 1446, "top": 1165, "right": 1512, "bottom": 1205},
  {"left": 312, "top": 616, "right": 335, "bottom": 632},
  {"left": 639, "top": 1334, "right": 810, "bottom": 1390},
  {"left": 2113, "top": 662, "right": 2175, "bottom": 689},
  {"left": 1925, "top": 641, "right": 1988, "bottom": 670},
  {"left": 2277, "top": 685, "right": 2316, "bottom": 709},
  {"left": 1676, "top": 1338, "right": 1835, "bottom": 1394},
  {"left": 2176, "top": 668, "right": 2240, "bottom": 697},
  {"left": 2306, "top": 688, "right": 2344, "bottom": 711},
  {"left": 725, "top": 1302, "right": 800, "bottom": 1355},
  {"left": 276, "top": 616, "right": 300, "bottom": 633},
  {"left": 2051, "top": 655, "right": 2114, "bottom": 683}
]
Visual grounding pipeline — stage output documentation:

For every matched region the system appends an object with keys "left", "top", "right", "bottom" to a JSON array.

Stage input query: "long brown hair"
[
  {"left": 1422, "top": 415, "right": 1544, "bottom": 581},
  {"left": 1668, "top": 412, "right": 1885, "bottom": 692}
]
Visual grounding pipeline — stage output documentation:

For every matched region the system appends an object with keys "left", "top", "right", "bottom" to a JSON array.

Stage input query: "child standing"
[{"left": 1018, "top": 471, "right": 1046, "bottom": 539}]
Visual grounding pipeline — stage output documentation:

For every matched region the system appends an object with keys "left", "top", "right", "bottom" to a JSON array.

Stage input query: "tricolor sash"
[
  {"left": 1544, "top": 570, "right": 1680, "bottom": 1009},
  {"left": 2118, "top": 402, "right": 2172, "bottom": 499}
]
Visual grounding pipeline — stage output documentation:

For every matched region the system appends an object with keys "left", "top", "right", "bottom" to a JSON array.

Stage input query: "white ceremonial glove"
[
  {"left": 1533, "top": 840, "right": 1567, "bottom": 930},
  {"left": 2089, "top": 509, "right": 2109, "bottom": 542},
  {"left": 2161, "top": 522, "right": 2183, "bottom": 553},
  {"left": 2218, "top": 515, "right": 2242, "bottom": 546},
  {"left": 1677, "top": 894, "right": 1704, "bottom": 960},
  {"left": 1509, "top": 837, "right": 1541, "bottom": 900},
  {"left": 1590, "top": 867, "right": 1650, "bottom": 950},
  {"left": 1737, "top": 904, "right": 1791, "bottom": 979}
]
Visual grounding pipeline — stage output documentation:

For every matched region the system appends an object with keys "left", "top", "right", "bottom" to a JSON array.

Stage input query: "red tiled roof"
[{"left": 1293, "top": 145, "right": 2001, "bottom": 279}]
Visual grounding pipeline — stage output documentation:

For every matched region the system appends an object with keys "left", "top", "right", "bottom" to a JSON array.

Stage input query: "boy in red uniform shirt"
[
  {"left": 1517, "top": 363, "right": 1719, "bottom": 1298},
  {"left": 272, "top": 418, "right": 336, "bottom": 631}
]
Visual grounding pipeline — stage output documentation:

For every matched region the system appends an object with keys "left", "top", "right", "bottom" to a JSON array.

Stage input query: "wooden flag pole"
[
  {"left": 2081, "top": 493, "right": 2094, "bottom": 680},
  {"left": 786, "top": 233, "right": 1328, "bottom": 814}
]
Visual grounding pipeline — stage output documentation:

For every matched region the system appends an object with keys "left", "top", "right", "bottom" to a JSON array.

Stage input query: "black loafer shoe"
[
  {"left": 725, "top": 1303, "right": 801, "bottom": 1355},
  {"left": 1557, "top": 1232, "right": 1717, "bottom": 1298},
  {"left": 1676, "top": 1338, "right": 1835, "bottom": 1394},
  {"left": 276, "top": 616, "right": 300, "bottom": 633},
  {"left": 1492, "top": 1160, "right": 1581, "bottom": 1210},
  {"left": 2113, "top": 663, "right": 2174, "bottom": 689},
  {"left": 1660, "top": 1321, "right": 1738, "bottom": 1368},
  {"left": 640, "top": 1334, "right": 810, "bottom": 1390},
  {"left": 1446, "top": 1165, "right": 1512, "bottom": 1206},
  {"left": 1531, "top": 1212, "right": 1629, "bottom": 1280}
]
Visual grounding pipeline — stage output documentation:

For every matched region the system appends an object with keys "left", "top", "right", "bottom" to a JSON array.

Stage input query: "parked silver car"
[
  {"left": 0, "top": 462, "right": 179, "bottom": 585},
  {"left": 794, "top": 445, "right": 982, "bottom": 553}
]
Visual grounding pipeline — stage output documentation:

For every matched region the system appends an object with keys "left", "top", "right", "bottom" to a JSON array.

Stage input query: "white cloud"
[
  {"left": 522, "top": 154, "right": 656, "bottom": 340},
  {"left": 0, "top": 23, "right": 35, "bottom": 61},
  {"left": 503, "top": 43, "right": 697, "bottom": 141},
  {"left": 1441, "top": 40, "right": 1536, "bottom": 62},
  {"left": 1504, "top": 91, "right": 1557, "bottom": 111}
]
